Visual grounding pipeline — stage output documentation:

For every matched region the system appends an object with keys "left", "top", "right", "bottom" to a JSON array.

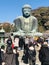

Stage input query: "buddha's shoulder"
[
  {"left": 14, "top": 16, "right": 23, "bottom": 21},
  {"left": 16, "top": 16, "right": 23, "bottom": 19},
  {"left": 30, "top": 16, "right": 37, "bottom": 20}
]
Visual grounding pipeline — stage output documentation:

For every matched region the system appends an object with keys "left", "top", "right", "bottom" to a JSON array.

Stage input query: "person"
[
  {"left": 39, "top": 41, "right": 49, "bottom": 65},
  {"left": 28, "top": 45, "right": 36, "bottom": 65},
  {"left": 14, "top": 4, "right": 38, "bottom": 36},
  {"left": 35, "top": 43, "right": 41, "bottom": 65},
  {"left": 13, "top": 47, "right": 19, "bottom": 65},
  {"left": 22, "top": 46, "right": 29, "bottom": 64},
  {"left": 24, "top": 36, "right": 29, "bottom": 50},
  {"left": 19, "top": 37, "right": 25, "bottom": 50},
  {"left": 14, "top": 35, "right": 19, "bottom": 49},
  {"left": 7, "top": 36, "right": 12, "bottom": 47},
  {"left": 46, "top": 36, "right": 49, "bottom": 44},
  {"left": 0, "top": 48, "right": 2, "bottom": 65},
  {"left": 3, "top": 46, "right": 16, "bottom": 65},
  {"left": 0, "top": 45, "right": 5, "bottom": 65}
]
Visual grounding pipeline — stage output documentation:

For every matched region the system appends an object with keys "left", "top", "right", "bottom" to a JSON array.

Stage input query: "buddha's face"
[{"left": 22, "top": 8, "right": 31, "bottom": 17}]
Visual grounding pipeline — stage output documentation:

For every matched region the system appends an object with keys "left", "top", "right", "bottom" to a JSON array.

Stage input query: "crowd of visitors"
[{"left": 0, "top": 35, "right": 49, "bottom": 65}]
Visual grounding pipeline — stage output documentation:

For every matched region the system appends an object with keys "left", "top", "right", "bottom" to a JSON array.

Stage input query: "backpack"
[{"left": 28, "top": 49, "right": 36, "bottom": 61}]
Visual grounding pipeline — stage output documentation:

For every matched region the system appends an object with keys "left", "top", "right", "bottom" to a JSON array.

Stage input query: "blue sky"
[{"left": 0, "top": 0, "right": 49, "bottom": 23}]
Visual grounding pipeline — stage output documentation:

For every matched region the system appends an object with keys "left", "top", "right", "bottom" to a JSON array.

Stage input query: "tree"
[{"left": 3, "top": 22, "right": 11, "bottom": 32}]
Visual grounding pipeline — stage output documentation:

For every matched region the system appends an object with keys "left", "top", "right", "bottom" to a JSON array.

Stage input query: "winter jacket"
[{"left": 39, "top": 45, "right": 49, "bottom": 64}]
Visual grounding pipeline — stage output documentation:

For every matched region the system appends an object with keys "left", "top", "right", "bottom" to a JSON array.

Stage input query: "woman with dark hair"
[{"left": 2, "top": 46, "right": 16, "bottom": 65}]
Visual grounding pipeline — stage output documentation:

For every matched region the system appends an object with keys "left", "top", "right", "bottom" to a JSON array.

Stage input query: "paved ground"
[
  {"left": 19, "top": 50, "right": 29, "bottom": 65},
  {"left": 19, "top": 50, "right": 41, "bottom": 65}
]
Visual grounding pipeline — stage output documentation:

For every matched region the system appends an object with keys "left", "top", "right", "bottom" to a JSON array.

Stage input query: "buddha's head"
[{"left": 22, "top": 4, "right": 32, "bottom": 18}]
